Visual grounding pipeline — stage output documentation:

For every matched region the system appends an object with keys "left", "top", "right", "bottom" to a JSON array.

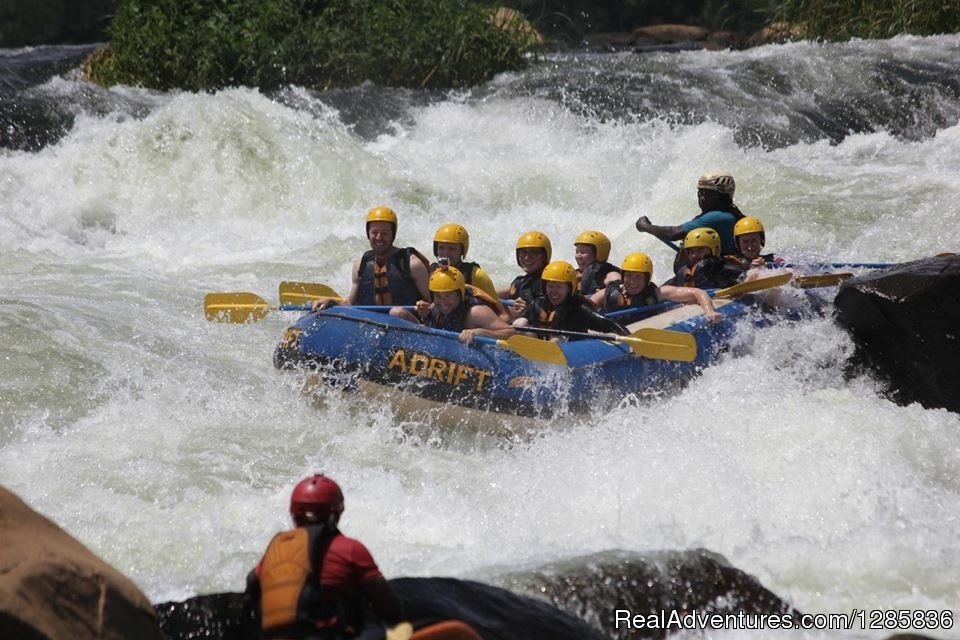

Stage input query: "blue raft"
[{"left": 272, "top": 296, "right": 764, "bottom": 419}]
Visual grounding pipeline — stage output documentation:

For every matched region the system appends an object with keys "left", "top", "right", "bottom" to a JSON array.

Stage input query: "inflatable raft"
[{"left": 272, "top": 295, "right": 760, "bottom": 419}]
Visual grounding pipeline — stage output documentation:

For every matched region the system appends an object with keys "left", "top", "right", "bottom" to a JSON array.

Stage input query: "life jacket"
[
  {"left": 430, "top": 260, "right": 480, "bottom": 286},
  {"left": 601, "top": 281, "right": 659, "bottom": 312},
  {"left": 578, "top": 261, "right": 621, "bottom": 296},
  {"left": 671, "top": 255, "right": 742, "bottom": 289},
  {"left": 356, "top": 247, "right": 429, "bottom": 306},
  {"left": 425, "top": 288, "right": 503, "bottom": 331},
  {"left": 258, "top": 526, "right": 363, "bottom": 639},
  {"left": 507, "top": 270, "right": 543, "bottom": 304},
  {"left": 529, "top": 294, "right": 627, "bottom": 337},
  {"left": 724, "top": 252, "right": 778, "bottom": 270}
]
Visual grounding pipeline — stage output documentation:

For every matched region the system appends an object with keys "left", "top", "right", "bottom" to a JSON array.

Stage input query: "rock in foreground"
[{"left": 0, "top": 485, "right": 161, "bottom": 640}]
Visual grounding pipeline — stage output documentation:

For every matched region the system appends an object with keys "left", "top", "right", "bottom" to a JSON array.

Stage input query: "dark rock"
[
  {"left": 834, "top": 255, "right": 960, "bottom": 413},
  {"left": 157, "top": 578, "right": 611, "bottom": 640},
  {"left": 0, "top": 484, "right": 162, "bottom": 640},
  {"left": 500, "top": 549, "right": 797, "bottom": 639}
]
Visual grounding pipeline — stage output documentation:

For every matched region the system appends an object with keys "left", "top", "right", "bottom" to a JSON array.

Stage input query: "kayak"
[{"left": 272, "top": 297, "right": 755, "bottom": 419}]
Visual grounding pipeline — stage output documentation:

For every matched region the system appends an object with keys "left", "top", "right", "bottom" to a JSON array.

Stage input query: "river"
[{"left": 1, "top": 35, "right": 958, "bottom": 637}]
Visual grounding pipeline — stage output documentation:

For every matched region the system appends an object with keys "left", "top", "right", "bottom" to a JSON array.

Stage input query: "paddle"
[
  {"left": 205, "top": 292, "right": 567, "bottom": 364},
  {"left": 793, "top": 272, "right": 853, "bottom": 288},
  {"left": 204, "top": 292, "right": 404, "bottom": 323},
  {"left": 279, "top": 281, "right": 344, "bottom": 304},
  {"left": 475, "top": 333, "right": 568, "bottom": 365},
  {"left": 775, "top": 261, "right": 893, "bottom": 269},
  {"left": 515, "top": 325, "right": 696, "bottom": 362}
]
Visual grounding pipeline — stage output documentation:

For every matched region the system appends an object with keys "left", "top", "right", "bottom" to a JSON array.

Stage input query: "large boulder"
[
  {"left": 155, "top": 578, "right": 612, "bottom": 640},
  {"left": 834, "top": 255, "right": 960, "bottom": 413},
  {"left": 0, "top": 485, "right": 162, "bottom": 640},
  {"left": 499, "top": 549, "right": 797, "bottom": 639}
]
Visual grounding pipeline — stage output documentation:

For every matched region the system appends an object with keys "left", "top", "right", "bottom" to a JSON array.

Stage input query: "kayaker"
[
  {"left": 634, "top": 171, "right": 746, "bottom": 256},
  {"left": 429, "top": 223, "right": 499, "bottom": 300},
  {"left": 496, "top": 230, "right": 552, "bottom": 323},
  {"left": 394, "top": 266, "right": 514, "bottom": 345},
  {"left": 591, "top": 252, "right": 722, "bottom": 324},
  {"left": 518, "top": 260, "right": 629, "bottom": 337},
  {"left": 246, "top": 474, "right": 482, "bottom": 640},
  {"left": 313, "top": 206, "right": 430, "bottom": 311},
  {"left": 664, "top": 227, "right": 744, "bottom": 289},
  {"left": 573, "top": 229, "right": 621, "bottom": 296}
]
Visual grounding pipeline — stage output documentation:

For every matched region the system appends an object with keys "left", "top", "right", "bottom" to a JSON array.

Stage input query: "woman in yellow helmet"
[
  {"left": 392, "top": 266, "right": 514, "bottom": 345},
  {"left": 517, "top": 261, "right": 628, "bottom": 338},
  {"left": 430, "top": 223, "right": 499, "bottom": 300},
  {"left": 664, "top": 227, "right": 744, "bottom": 289},
  {"left": 573, "top": 230, "right": 621, "bottom": 296},
  {"left": 496, "top": 230, "right": 552, "bottom": 323},
  {"left": 726, "top": 216, "right": 784, "bottom": 270},
  {"left": 591, "top": 252, "right": 721, "bottom": 324}
]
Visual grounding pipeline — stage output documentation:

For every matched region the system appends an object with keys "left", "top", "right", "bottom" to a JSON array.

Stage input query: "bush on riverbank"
[
  {"left": 85, "top": 0, "right": 538, "bottom": 91},
  {"left": 755, "top": 0, "right": 960, "bottom": 40}
]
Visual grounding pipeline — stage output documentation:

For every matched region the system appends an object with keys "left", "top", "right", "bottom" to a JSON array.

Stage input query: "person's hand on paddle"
[
  {"left": 635, "top": 215, "right": 653, "bottom": 232},
  {"left": 414, "top": 300, "right": 431, "bottom": 321},
  {"left": 311, "top": 298, "right": 337, "bottom": 312},
  {"left": 508, "top": 298, "right": 526, "bottom": 320}
]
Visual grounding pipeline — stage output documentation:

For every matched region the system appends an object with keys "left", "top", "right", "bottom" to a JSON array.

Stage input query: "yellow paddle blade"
[
  {"left": 794, "top": 272, "right": 853, "bottom": 288},
  {"left": 279, "top": 281, "right": 344, "bottom": 304},
  {"left": 498, "top": 334, "right": 567, "bottom": 365},
  {"left": 714, "top": 273, "right": 793, "bottom": 298},
  {"left": 621, "top": 327, "right": 697, "bottom": 362},
  {"left": 386, "top": 622, "right": 414, "bottom": 640},
  {"left": 203, "top": 292, "right": 273, "bottom": 323}
]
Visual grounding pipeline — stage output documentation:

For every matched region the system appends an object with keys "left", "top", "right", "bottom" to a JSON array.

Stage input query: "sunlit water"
[{"left": 1, "top": 34, "right": 958, "bottom": 637}]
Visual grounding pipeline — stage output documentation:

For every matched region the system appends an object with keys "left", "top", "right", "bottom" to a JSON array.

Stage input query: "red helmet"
[{"left": 290, "top": 474, "right": 344, "bottom": 526}]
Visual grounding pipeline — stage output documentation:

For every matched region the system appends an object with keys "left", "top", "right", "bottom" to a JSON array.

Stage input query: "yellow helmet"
[
  {"left": 574, "top": 230, "right": 611, "bottom": 262},
  {"left": 683, "top": 227, "right": 721, "bottom": 257},
  {"left": 697, "top": 172, "right": 736, "bottom": 196},
  {"left": 433, "top": 223, "right": 469, "bottom": 258},
  {"left": 365, "top": 205, "right": 398, "bottom": 236},
  {"left": 515, "top": 230, "right": 552, "bottom": 266},
  {"left": 429, "top": 266, "right": 466, "bottom": 298},
  {"left": 734, "top": 216, "right": 766, "bottom": 244},
  {"left": 621, "top": 252, "right": 653, "bottom": 277},
  {"left": 541, "top": 260, "right": 579, "bottom": 289}
]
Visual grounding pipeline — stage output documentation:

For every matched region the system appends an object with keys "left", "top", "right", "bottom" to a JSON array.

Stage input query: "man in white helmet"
[{"left": 635, "top": 171, "right": 746, "bottom": 256}]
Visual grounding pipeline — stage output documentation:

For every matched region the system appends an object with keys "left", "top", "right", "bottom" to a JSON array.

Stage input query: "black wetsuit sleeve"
[
  {"left": 584, "top": 305, "right": 630, "bottom": 335},
  {"left": 363, "top": 577, "right": 405, "bottom": 626}
]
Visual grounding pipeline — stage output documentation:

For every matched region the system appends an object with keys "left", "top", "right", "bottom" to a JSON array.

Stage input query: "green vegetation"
[
  {"left": 758, "top": 0, "right": 960, "bottom": 40},
  {"left": 85, "top": 0, "right": 538, "bottom": 91}
]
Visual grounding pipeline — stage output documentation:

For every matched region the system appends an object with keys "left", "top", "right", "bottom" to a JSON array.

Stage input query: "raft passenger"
[
  {"left": 519, "top": 260, "right": 628, "bottom": 338},
  {"left": 591, "top": 252, "right": 722, "bottom": 324},
  {"left": 393, "top": 266, "right": 514, "bottom": 344},
  {"left": 496, "top": 230, "right": 552, "bottom": 323},
  {"left": 429, "top": 223, "right": 499, "bottom": 300},
  {"left": 573, "top": 230, "right": 621, "bottom": 296},
  {"left": 664, "top": 227, "right": 744, "bottom": 289},
  {"left": 314, "top": 206, "right": 430, "bottom": 311}
]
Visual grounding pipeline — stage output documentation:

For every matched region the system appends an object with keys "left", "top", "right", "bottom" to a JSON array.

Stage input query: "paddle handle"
[
  {"left": 278, "top": 304, "right": 412, "bottom": 312},
  {"left": 773, "top": 261, "right": 894, "bottom": 269}
]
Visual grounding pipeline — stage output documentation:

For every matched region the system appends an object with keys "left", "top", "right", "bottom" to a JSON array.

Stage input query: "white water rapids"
[{"left": 1, "top": 34, "right": 958, "bottom": 638}]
